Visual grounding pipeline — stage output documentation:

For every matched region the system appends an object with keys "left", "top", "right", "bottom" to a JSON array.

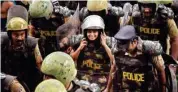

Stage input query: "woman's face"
[{"left": 86, "top": 29, "right": 99, "bottom": 41}]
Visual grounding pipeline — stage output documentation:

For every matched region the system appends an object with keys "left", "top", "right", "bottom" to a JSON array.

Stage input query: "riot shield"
[{"left": 7, "top": 5, "right": 28, "bottom": 23}]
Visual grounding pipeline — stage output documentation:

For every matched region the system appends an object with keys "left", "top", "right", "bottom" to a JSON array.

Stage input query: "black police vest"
[
  {"left": 1, "top": 34, "right": 42, "bottom": 91},
  {"left": 113, "top": 51, "right": 159, "bottom": 91},
  {"left": 31, "top": 17, "right": 60, "bottom": 39},
  {"left": 31, "top": 17, "right": 63, "bottom": 58},
  {"left": 133, "top": 17, "right": 169, "bottom": 52}
]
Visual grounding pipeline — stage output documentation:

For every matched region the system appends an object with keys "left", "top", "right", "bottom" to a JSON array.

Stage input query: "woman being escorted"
[{"left": 71, "top": 15, "right": 115, "bottom": 92}]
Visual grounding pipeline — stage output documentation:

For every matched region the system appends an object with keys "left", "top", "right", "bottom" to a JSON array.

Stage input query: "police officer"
[
  {"left": 41, "top": 51, "right": 103, "bottom": 92},
  {"left": 29, "top": 0, "right": 76, "bottom": 58},
  {"left": 130, "top": 0, "right": 178, "bottom": 61},
  {"left": 113, "top": 25, "right": 166, "bottom": 92},
  {"left": 1, "top": 73, "right": 26, "bottom": 92},
  {"left": 1, "top": 17, "right": 43, "bottom": 91},
  {"left": 40, "top": 51, "right": 80, "bottom": 92},
  {"left": 29, "top": 0, "right": 59, "bottom": 58}
]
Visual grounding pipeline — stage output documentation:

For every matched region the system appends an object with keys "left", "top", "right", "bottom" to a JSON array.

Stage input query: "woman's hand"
[
  {"left": 78, "top": 38, "right": 87, "bottom": 51},
  {"left": 101, "top": 32, "right": 107, "bottom": 46}
]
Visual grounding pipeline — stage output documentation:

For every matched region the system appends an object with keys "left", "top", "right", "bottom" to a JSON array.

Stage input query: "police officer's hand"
[
  {"left": 79, "top": 38, "right": 87, "bottom": 51},
  {"left": 101, "top": 32, "right": 107, "bottom": 46},
  {"left": 10, "top": 79, "right": 26, "bottom": 92}
]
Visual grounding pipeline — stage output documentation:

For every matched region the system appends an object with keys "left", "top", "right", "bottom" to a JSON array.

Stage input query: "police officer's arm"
[
  {"left": 1, "top": 1, "right": 14, "bottom": 18},
  {"left": 101, "top": 33, "right": 115, "bottom": 91},
  {"left": 142, "top": 40, "right": 163, "bottom": 55},
  {"left": 143, "top": 40, "right": 166, "bottom": 92},
  {"left": 152, "top": 55, "right": 166, "bottom": 92},
  {"left": 2, "top": 73, "right": 26, "bottom": 92},
  {"left": 10, "top": 79, "right": 26, "bottom": 92},
  {"left": 34, "top": 43, "right": 43, "bottom": 70},
  {"left": 104, "top": 59, "right": 116, "bottom": 92},
  {"left": 167, "top": 19, "right": 178, "bottom": 61}
]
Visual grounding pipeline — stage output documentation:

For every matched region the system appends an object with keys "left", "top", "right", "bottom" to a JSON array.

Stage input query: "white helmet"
[
  {"left": 29, "top": 0, "right": 53, "bottom": 19},
  {"left": 81, "top": 15, "right": 105, "bottom": 31}
]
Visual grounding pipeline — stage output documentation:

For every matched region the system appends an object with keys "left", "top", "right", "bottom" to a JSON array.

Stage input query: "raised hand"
[
  {"left": 101, "top": 32, "right": 107, "bottom": 46},
  {"left": 79, "top": 38, "right": 87, "bottom": 51}
]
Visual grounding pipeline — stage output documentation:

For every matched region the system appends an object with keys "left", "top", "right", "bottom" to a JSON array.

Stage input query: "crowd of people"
[{"left": 1, "top": 0, "right": 178, "bottom": 92}]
